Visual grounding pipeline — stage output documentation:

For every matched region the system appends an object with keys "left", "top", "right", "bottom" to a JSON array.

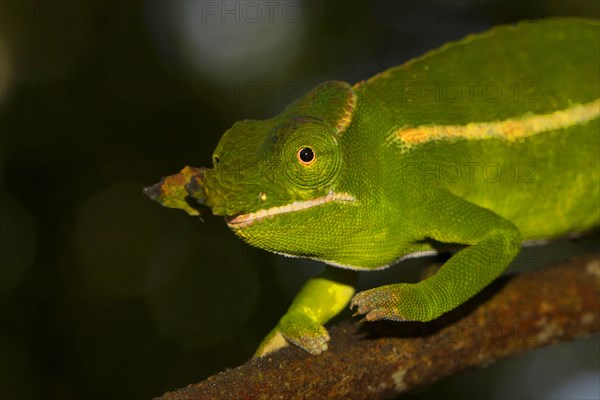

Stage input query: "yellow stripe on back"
[{"left": 386, "top": 99, "right": 600, "bottom": 147}]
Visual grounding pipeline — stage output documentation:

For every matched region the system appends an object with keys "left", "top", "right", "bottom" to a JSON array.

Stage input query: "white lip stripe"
[{"left": 227, "top": 191, "right": 356, "bottom": 228}]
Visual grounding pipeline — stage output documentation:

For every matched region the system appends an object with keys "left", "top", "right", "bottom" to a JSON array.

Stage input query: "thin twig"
[{"left": 155, "top": 253, "right": 600, "bottom": 400}]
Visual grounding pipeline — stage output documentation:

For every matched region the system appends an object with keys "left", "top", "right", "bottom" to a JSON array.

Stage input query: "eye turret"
[{"left": 280, "top": 123, "right": 341, "bottom": 189}]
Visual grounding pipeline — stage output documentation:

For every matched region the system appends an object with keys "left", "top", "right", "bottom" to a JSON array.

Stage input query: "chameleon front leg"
[
  {"left": 352, "top": 190, "right": 522, "bottom": 322},
  {"left": 255, "top": 267, "right": 357, "bottom": 357}
]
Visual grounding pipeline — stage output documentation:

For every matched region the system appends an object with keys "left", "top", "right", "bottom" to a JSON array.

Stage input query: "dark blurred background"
[{"left": 0, "top": 1, "right": 599, "bottom": 399}]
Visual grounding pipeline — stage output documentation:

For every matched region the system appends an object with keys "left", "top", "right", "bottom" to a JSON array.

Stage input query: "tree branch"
[{"left": 155, "top": 253, "right": 600, "bottom": 400}]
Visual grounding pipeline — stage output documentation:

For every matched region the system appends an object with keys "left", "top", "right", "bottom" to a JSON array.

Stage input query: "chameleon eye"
[
  {"left": 282, "top": 124, "right": 340, "bottom": 188},
  {"left": 297, "top": 147, "right": 315, "bottom": 165}
]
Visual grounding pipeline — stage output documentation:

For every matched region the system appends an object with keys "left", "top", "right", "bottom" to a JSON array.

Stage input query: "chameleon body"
[{"left": 145, "top": 19, "right": 600, "bottom": 356}]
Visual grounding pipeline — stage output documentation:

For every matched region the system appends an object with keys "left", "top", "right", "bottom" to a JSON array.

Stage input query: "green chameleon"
[{"left": 145, "top": 18, "right": 600, "bottom": 357}]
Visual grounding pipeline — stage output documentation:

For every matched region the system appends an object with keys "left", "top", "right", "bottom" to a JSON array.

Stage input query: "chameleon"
[{"left": 144, "top": 18, "right": 600, "bottom": 357}]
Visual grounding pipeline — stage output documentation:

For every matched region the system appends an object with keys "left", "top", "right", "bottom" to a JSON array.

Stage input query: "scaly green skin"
[{"left": 145, "top": 18, "right": 600, "bottom": 356}]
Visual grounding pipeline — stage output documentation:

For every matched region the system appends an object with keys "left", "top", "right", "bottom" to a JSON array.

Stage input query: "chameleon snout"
[
  {"left": 143, "top": 165, "right": 210, "bottom": 216},
  {"left": 183, "top": 167, "right": 238, "bottom": 216}
]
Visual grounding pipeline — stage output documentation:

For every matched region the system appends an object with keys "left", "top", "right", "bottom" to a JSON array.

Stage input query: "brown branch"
[{"left": 156, "top": 253, "right": 600, "bottom": 400}]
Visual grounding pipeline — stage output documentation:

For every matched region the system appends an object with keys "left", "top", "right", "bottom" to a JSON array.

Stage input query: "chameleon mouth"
[{"left": 226, "top": 191, "right": 356, "bottom": 229}]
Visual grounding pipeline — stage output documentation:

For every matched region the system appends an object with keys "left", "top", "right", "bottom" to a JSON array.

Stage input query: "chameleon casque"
[{"left": 145, "top": 18, "right": 600, "bottom": 356}]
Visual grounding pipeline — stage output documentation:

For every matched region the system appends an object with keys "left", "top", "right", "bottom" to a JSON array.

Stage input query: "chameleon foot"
[
  {"left": 254, "top": 312, "right": 330, "bottom": 357},
  {"left": 351, "top": 284, "right": 432, "bottom": 322}
]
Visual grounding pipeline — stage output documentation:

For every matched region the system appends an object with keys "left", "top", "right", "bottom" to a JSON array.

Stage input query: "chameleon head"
[{"left": 188, "top": 81, "right": 361, "bottom": 260}]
